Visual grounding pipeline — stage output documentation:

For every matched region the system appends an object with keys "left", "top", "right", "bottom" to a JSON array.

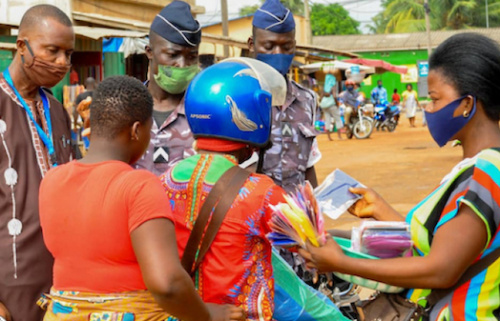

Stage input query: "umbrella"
[
  {"left": 344, "top": 58, "right": 408, "bottom": 74},
  {"left": 300, "top": 60, "right": 375, "bottom": 75}
]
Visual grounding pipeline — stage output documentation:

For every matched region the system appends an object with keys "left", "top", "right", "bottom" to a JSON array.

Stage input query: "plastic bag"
[
  {"left": 352, "top": 221, "right": 412, "bottom": 258},
  {"left": 272, "top": 249, "right": 349, "bottom": 321},
  {"left": 314, "top": 169, "right": 364, "bottom": 220}
]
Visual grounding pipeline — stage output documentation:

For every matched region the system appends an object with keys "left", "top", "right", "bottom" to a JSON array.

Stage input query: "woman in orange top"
[{"left": 38, "top": 76, "right": 244, "bottom": 321}]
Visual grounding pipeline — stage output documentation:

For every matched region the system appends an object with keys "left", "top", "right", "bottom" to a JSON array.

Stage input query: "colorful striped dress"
[{"left": 406, "top": 148, "right": 500, "bottom": 321}]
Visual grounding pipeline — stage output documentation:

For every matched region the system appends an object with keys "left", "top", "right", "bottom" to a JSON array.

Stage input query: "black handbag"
[{"left": 356, "top": 246, "right": 500, "bottom": 321}]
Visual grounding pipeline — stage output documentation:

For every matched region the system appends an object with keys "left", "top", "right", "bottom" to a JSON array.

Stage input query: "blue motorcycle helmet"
[{"left": 185, "top": 57, "right": 286, "bottom": 147}]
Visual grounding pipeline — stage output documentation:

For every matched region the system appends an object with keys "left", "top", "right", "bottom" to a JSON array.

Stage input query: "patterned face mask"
[{"left": 154, "top": 64, "right": 199, "bottom": 94}]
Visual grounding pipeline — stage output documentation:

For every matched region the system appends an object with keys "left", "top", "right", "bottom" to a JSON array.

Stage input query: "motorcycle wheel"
[
  {"left": 353, "top": 118, "right": 373, "bottom": 139},
  {"left": 387, "top": 121, "right": 396, "bottom": 132}
]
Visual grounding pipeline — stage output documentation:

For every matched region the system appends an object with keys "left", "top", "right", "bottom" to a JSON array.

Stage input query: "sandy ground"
[{"left": 315, "top": 111, "right": 463, "bottom": 231}]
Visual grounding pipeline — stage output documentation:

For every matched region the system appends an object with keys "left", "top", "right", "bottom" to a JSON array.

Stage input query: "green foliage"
[
  {"left": 239, "top": 0, "right": 304, "bottom": 16},
  {"left": 371, "top": 0, "right": 500, "bottom": 33},
  {"left": 240, "top": 4, "right": 259, "bottom": 17},
  {"left": 238, "top": 1, "right": 360, "bottom": 36},
  {"left": 310, "top": 3, "right": 360, "bottom": 35}
]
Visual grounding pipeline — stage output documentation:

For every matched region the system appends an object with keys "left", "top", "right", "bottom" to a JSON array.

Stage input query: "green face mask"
[{"left": 153, "top": 64, "right": 200, "bottom": 94}]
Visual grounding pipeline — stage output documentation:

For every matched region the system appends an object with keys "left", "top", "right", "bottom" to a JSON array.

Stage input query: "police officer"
[
  {"left": 134, "top": 1, "right": 201, "bottom": 176},
  {"left": 248, "top": 0, "right": 321, "bottom": 193}
]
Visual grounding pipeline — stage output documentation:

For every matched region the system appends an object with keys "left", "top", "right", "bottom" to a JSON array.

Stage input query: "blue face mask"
[
  {"left": 256, "top": 53, "right": 295, "bottom": 76},
  {"left": 378, "top": 84, "right": 383, "bottom": 88},
  {"left": 424, "top": 96, "right": 476, "bottom": 147},
  {"left": 347, "top": 86, "right": 354, "bottom": 92}
]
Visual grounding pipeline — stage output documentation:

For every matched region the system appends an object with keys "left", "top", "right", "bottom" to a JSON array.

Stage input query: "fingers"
[
  {"left": 297, "top": 247, "right": 312, "bottom": 262},
  {"left": 349, "top": 187, "right": 367, "bottom": 195},
  {"left": 228, "top": 306, "right": 246, "bottom": 321}
]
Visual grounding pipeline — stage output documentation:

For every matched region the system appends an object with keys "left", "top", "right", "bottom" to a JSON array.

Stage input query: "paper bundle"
[
  {"left": 268, "top": 182, "right": 326, "bottom": 248},
  {"left": 314, "top": 169, "right": 364, "bottom": 220}
]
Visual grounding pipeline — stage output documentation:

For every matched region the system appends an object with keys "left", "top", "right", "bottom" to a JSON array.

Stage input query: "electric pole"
[
  {"left": 424, "top": 0, "right": 432, "bottom": 57},
  {"left": 221, "top": 0, "right": 229, "bottom": 57},
  {"left": 486, "top": 0, "right": 489, "bottom": 28},
  {"left": 304, "top": 0, "right": 312, "bottom": 44}
]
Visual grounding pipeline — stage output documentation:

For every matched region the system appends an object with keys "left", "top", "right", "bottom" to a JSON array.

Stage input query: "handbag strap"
[
  {"left": 427, "top": 246, "right": 500, "bottom": 306},
  {"left": 181, "top": 165, "right": 251, "bottom": 276}
]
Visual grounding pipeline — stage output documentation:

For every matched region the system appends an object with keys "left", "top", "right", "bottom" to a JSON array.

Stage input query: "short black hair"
[
  {"left": 406, "top": 84, "right": 413, "bottom": 89},
  {"left": 90, "top": 76, "right": 153, "bottom": 139},
  {"left": 394, "top": 88, "right": 398, "bottom": 93},
  {"left": 19, "top": 4, "right": 72, "bottom": 33},
  {"left": 430, "top": 33, "right": 500, "bottom": 121}
]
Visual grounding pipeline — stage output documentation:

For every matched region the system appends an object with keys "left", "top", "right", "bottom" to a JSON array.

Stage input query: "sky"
[{"left": 195, "top": 0, "right": 383, "bottom": 34}]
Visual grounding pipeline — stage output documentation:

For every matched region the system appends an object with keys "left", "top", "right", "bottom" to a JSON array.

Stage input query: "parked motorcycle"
[{"left": 373, "top": 100, "right": 400, "bottom": 132}]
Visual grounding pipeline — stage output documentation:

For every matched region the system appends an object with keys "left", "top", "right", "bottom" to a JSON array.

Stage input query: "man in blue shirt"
[{"left": 371, "top": 80, "right": 388, "bottom": 105}]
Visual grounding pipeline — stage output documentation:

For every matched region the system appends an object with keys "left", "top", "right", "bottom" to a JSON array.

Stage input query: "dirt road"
[{"left": 315, "top": 113, "right": 463, "bottom": 230}]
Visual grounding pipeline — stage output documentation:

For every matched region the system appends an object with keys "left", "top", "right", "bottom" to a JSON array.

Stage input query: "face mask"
[
  {"left": 347, "top": 86, "right": 354, "bottom": 92},
  {"left": 424, "top": 96, "right": 476, "bottom": 147},
  {"left": 378, "top": 84, "right": 383, "bottom": 88},
  {"left": 22, "top": 40, "right": 71, "bottom": 88},
  {"left": 154, "top": 64, "right": 199, "bottom": 94},
  {"left": 255, "top": 53, "right": 295, "bottom": 76}
]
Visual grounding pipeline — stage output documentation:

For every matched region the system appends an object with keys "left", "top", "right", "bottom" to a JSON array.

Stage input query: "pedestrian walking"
[{"left": 402, "top": 84, "right": 420, "bottom": 127}]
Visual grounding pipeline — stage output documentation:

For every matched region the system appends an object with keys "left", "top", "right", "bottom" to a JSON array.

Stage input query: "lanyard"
[{"left": 3, "top": 69, "right": 57, "bottom": 166}]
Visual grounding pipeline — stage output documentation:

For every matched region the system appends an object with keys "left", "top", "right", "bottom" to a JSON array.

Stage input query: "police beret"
[
  {"left": 252, "top": 0, "right": 295, "bottom": 33},
  {"left": 150, "top": 1, "right": 201, "bottom": 47}
]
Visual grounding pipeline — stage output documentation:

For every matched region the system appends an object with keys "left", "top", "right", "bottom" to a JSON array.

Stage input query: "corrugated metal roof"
[
  {"left": 73, "top": 26, "right": 147, "bottom": 40},
  {"left": 313, "top": 28, "right": 500, "bottom": 52}
]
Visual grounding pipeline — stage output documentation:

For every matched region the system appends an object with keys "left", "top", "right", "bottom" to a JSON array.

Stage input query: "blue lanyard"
[{"left": 3, "top": 69, "right": 57, "bottom": 166}]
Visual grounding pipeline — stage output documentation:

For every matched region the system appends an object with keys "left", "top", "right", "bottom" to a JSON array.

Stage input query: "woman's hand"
[
  {"left": 206, "top": 303, "right": 246, "bottom": 321},
  {"left": 0, "top": 302, "right": 12, "bottom": 321},
  {"left": 298, "top": 238, "right": 345, "bottom": 273},
  {"left": 348, "top": 187, "right": 404, "bottom": 221}
]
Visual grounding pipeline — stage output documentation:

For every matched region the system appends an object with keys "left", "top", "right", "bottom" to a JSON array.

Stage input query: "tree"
[
  {"left": 310, "top": 3, "right": 360, "bottom": 35},
  {"left": 371, "top": 0, "right": 500, "bottom": 34},
  {"left": 239, "top": 0, "right": 304, "bottom": 17}
]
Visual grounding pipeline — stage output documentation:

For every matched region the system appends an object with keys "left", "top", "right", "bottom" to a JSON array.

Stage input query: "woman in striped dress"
[{"left": 300, "top": 33, "right": 500, "bottom": 321}]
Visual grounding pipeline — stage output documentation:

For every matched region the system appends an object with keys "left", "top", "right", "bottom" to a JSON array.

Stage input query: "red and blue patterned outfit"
[{"left": 161, "top": 153, "right": 286, "bottom": 321}]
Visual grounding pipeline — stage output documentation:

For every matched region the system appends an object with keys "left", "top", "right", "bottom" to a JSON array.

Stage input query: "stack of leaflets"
[{"left": 268, "top": 182, "right": 326, "bottom": 248}]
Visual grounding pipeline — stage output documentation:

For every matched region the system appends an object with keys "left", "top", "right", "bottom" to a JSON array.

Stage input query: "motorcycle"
[
  {"left": 373, "top": 100, "right": 400, "bottom": 132},
  {"left": 344, "top": 103, "right": 374, "bottom": 140}
]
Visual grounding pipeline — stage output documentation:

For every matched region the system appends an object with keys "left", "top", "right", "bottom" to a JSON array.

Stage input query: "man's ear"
[
  {"left": 145, "top": 45, "right": 153, "bottom": 60},
  {"left": 16, "top": 38, "right": 27, "bottom": 58},
  {"left": 247, "top": 36, "right": 255, "bottom": 54}
]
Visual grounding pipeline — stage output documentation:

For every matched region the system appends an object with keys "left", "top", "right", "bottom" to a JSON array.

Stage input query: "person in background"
[
  {"left": 38, "top": 76, "right": 244, "bottom": 321},
  {"left": 371, "top": 79, "right": 387, "bottom": 105},
  {"left": 248, "top": 0, "right": 321, "bottom": 193},
  {"left": 134, "top": 1, "right": 201, "bottom": 176},
  {"left": 402, "top": 83, "right": 420, "bottom": 128},
  {"left": 339, "top": 79, "right": 360, "bottom": 126},
  {"left": 69, "top": 66, "right": 79, "bottom": 85},
  {"left": 162, "top": 58, "right": 287, "bottom": 321},
  {"left": 74, "top": 77, "right": 96, "bottom": 124},
  {"left": 0, "top": 4, "right": 74, "bottom": 320},
  {"left": 392, "top": 88, "right": 400, "bottom": 104},
  {"left": 319, "top": 87, "right": 343, "bottom": 141},
  {"left": 299, "top": 33, "right": 500, "bottom": 321}
]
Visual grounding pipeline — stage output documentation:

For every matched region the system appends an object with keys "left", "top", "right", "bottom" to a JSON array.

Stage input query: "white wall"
[{"left": 1, "top": 0, "right": 72, "bottom": 26}]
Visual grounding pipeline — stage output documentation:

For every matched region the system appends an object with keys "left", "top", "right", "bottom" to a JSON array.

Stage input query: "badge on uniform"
[
  {"left": 154, "top": 146, "right": 170, "bottom": 163},
  {"left": 281, "top": 121, "right": 293, "bottom": 137}
]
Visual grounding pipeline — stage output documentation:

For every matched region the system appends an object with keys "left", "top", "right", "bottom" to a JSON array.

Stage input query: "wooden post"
[
  {"left": 304, "top": 0, "right": 312, "bottom": 45},
  {"left": 221, "top": 0, "right": 229, "bottom": 57},
  {"left": 424, "top": 0, "right": 432, "bottom": 57}
]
